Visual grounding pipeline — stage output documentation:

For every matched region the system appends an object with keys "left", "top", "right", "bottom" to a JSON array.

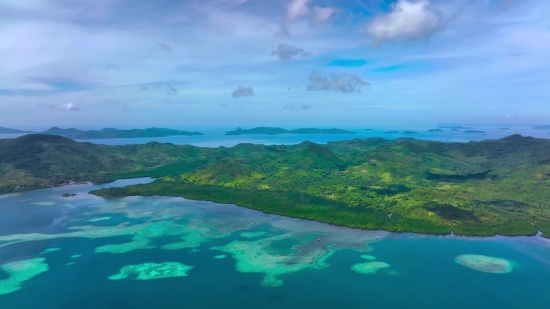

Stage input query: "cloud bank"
[
  {"left": 232, "top": 86, "right": 254, "bottom": 98},
  {"left": 271, "top": 44, "right": 312, "bottom": 61},
  {"left": 366, "top": 0, "right": 450, "bottom": 45},
  {"left": 307, "top": 72, "right": 370, "bottom": 93}
]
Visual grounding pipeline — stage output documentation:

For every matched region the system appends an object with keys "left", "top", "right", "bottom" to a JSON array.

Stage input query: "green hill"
[
  {"left": 40, "top": 127, "right": 203, "bottom": 139},
  {"left": 2, "top": 134, "right": 550, "bottom": 237}
]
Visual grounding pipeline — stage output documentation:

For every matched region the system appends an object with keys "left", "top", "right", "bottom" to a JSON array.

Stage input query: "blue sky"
[{"left": 0, "top": 0, "right": 549, "bottom": 128}]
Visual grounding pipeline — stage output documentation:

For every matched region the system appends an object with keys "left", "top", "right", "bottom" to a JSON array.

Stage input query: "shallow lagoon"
[{"left": 1, "top": 179, "right": 550, "bottom": 308}]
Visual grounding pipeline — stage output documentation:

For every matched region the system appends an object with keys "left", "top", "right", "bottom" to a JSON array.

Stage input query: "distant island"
[
  {"left": 533, "top": 125, "right": 550, "bottom": 129},
  {"left": 498, "top": 128, "right": 510, "bottom": 130},
  {"left": 0, "top": 127, "right": 34, "bottom": 134},
  {"left": 41, "top": 127, "right": 204, "bottom": 139},
  {"left": 428, "top": 129, "right": 444, "bottom": 132},
  {"left": 437, "top": 126, "right": 474, "bottom": 129},
  {"left": 225, "top": 127, "right": 356, "bottom": 136},
  {"left": 1, "top": 134, "right": 550, "bottom": 238},
  {"left": 383, "top": 131, "right": 399, "bottom": 134},
  {"left": 61, "top": 193, "right": 77, "bottom": 197},
  {"left": 464, "top": 130, "right": 486, "bottom": 134},
  {"left": 450, "top": 128, "right": 460, "bottom": 131},
  {"left": 402, "top": 131, "right": 419, "bottom": 134}
]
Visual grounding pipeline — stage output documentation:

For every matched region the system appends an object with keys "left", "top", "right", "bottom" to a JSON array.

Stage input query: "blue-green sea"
[{"left": 1, "top": 178, "right": 549, "bottom": 308}]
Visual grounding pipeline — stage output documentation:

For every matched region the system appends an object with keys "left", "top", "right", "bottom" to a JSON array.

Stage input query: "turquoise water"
[
  {"left": 1, "top": 179, "right": 550, "bottom": 308},
  {"left": 1, "top": 125, "right": 549, "bottom": 147}
]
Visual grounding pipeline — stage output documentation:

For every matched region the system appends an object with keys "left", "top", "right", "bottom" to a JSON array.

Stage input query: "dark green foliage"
[
  {"left": 61, "top": 193, "right": 76, "bottom": 197},
  {"left": 425, "top": 170, "right": 491, "bottom": 182},
  {"left": 372, "top": 184, "right": 411, "bottom": 195},
  {"left": 424, "top": 203, "right": 478, "bottom": 221}
]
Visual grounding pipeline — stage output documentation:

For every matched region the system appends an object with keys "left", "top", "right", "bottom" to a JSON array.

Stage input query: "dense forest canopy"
[{"left": 2, "top": 134, "right": 549, "bottom": 237}]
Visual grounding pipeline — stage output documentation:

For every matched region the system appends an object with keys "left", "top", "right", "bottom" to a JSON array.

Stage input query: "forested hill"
[
  {"left": 2, "top": 134, "right": 550, "bottom": 237},
  {"left": 40, "top": 127, "right": 204, "bottom": 139}
]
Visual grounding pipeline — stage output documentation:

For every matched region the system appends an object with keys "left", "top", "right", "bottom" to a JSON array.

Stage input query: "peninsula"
[
  {"left": 533, "top": 125, "right": 550, "bottom": 129},
  {"left": 225, "top": 127, "right": 356, "bottom": 135},
  {"left": 41, "top": 127, "right": 204, "bottom": 139},
  {"left": 1, "top": 134, "right": 549, "bottom": 238}
]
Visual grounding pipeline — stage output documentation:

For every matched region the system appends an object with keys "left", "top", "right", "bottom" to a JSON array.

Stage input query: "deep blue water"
[{"left": 1, "top": 180, "right": 550, "bottom": 308}]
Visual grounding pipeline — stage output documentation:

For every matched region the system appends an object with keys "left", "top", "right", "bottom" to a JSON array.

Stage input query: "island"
[
  {"left": 61, "top": 193, "right": 77, "bottom": 197},
  {"left": 428, "top": 129, "right": 444, "bottom": 132},
  {"left": 437, "top": 126, "right": 473, "bottom": 129},
  {"left": 41, "top": 127, "right": 204, "bottom": 139},
  {"left": 364, "top": 129, "right": 373, "bottom": 131},
  {"left": 450, "top": 128, "right": 460, "bottom": 131},
  {"left": 382, "top": 131, "right": 399, "bottom": 134},
  {"left": 225, "top": 127, "right": 356, "bottom": 135},
  {"left": 464, "top": 130, "right": 486, "bottom": 134},
  {"left": 498, "top": 128, "right": 510, "bottom": 130},
  {"left": 533, "top": 125, "right": 550, "bottom": 129},
  {"left": 1, "top": 134, "right": 549, "bottom": 238},
  {"left": 402, "top": 131, "right": 419, "bottom": 134},
  {"left": 0, "top": 127, "right": 35, "bottom": 134}
]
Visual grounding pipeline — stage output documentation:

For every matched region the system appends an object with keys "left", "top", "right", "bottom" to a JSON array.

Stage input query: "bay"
[{"left": 1, "top": 179, "right": 549, "bottom": 308}]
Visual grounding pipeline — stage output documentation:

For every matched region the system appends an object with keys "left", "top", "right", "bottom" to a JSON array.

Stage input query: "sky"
[{"left": 0, "top": 0, "right": 549, "bottom": 129}]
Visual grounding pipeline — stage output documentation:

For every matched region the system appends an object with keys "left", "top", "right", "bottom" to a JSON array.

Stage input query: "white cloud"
[
  {"left": 366, "top": 0, "right": 450, "bottom": 45},
  {"left": 60, "top": 102, "right": 80, "bottom": 111},
  {"left": 287, "top": 0, "right": 310, "bottom": 20},
  {"left": 312, "top": 6, "right": 339, "bottom": 25}
]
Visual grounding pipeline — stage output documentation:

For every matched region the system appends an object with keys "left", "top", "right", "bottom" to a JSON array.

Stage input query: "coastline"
[{"left": 89, "top": 181, "right": 549, "bottom": 239}]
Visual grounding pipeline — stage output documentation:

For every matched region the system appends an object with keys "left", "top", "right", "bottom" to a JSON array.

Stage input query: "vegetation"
[
  {"left": 41, "top": 127, "right": 203, "bottom": 139},
  {"left": 0, "top": 127, "right": 34, "bottom": 133},
  {"left": 2, "top": 134, "right": 550, "bottom": 237},
  {"left": 225, "top": 127, "right": 356, "bottom": 135},
  {"left": 61, "top": 193, "right": 76, "bottom": 197}
]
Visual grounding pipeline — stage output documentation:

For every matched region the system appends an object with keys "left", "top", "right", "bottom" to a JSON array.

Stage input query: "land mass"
[
  {"left": 533, "top": 125, "right": 550, "bottom": 129},
  {"left": 0, "top": 127, "right": 35, "bottom": 134},
  {"left": 464, "top": 130, "right": 486, "bottom": 134},
  {"left": 402, "top": 131, "right": 419, "bottom": 134},
  {"left": 225, "top": 127, "right": 356, "bottom": 135},
  {"left": 1, "top": 134, "right": 549, "bottom": 238},
  {"left": 41, "top": 127, "right": 203, "bottom": 139},
  {"left": 428, "top": 129, "right": 444, "bottom": 132}
]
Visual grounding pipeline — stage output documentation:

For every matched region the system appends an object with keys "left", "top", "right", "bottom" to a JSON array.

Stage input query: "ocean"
[{"left": 0, "top": 179, "right": 549, "bottom": 308}]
